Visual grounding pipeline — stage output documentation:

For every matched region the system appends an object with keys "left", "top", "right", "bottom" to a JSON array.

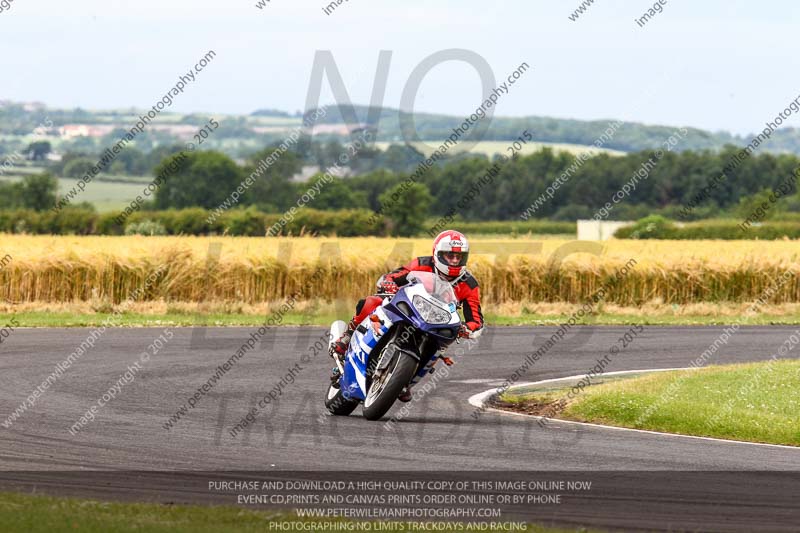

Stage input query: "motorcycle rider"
[{"left": 330, "top": 230, "right": 484, "bottom": 401}]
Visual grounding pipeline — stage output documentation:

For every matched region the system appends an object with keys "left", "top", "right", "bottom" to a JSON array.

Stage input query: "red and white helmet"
[{"left": 432, "top": 230, "right": 470, "bottom": 280}]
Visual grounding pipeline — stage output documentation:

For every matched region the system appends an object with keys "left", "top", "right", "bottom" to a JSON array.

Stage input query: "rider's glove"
[
  {"left": 379, "top": 280, "right": 399, "bottom": 294},
  {"left": 459, "top": 325, "right": 483, "bottom": 340}
]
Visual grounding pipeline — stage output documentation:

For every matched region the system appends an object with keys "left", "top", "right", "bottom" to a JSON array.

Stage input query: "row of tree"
[
  {"left": 0, "top": 174, "right": 58, "bottom": 211},
  {"left": 6, "top": 141, "right": 800, "bottom": 236},
  {"left": 28, "top": 139, "right": 425, "bottom": 180},
  {"left": 150, "top": 143, "right": 800, "bottom": 224}
]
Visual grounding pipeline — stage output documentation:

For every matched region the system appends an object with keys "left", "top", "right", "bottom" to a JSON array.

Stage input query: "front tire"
[
  {"left": 362, "top": 352, "right": 418, "bottom": 421},
  {"left": 325, "top": 381, "right": 359, "bottom": 416}
]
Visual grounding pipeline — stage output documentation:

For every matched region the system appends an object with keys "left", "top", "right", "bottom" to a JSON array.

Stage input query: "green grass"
[
  {"left": 57, "top": 176, "right": 150, "bottom": 212},
  {"left": 374, "top": 140, "right": 625, "bottom": 158},
  {"left": 512, "top": 361, "right": 800, "bottom": 446},
  {"left": 10, "top": 310, "right": 800, "bottom": 328},
  {"left": 0, "top": 173, "right": 152, "bottom": 212},
  {"left": 0, "top": 165, "right": 48, "bottom": 176},
  {"left": 0, "top": 492, "right": 576, "bottom": 533},
  {"left": 0, "top": 492, "right": 293, "bottom": 533}
]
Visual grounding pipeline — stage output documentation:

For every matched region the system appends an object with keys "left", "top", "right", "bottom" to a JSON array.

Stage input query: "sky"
[{"left": 1, "top": 0, "right": 799, "bottom": 136}]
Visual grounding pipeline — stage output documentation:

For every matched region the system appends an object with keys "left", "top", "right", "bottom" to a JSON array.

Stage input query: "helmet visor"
[{"left": 437, "top": 250, "right": 468, "bottom": 268}]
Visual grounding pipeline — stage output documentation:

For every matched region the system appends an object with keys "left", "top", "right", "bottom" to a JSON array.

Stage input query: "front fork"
[{"left": 407, "top": 353, "right": 441, "bottom": 389}]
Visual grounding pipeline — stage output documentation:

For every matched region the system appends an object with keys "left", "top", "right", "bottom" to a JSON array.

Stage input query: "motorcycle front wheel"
[{"left": 362, "top": 350, "right": 418, "bottom": 421}]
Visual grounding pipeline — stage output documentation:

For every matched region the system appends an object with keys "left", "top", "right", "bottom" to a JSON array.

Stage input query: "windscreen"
[{"left": 406, "top": 271, "right": 457, "bottom": 306}]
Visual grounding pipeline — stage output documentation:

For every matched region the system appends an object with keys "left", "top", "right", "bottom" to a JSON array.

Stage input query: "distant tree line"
[
  {"left": 6, "top": 102, "right": 800, "bottom": 156},
  {"left": 145, "top": 143, "right": 800, "bottom": 232},
  {"left": 6, "top": 138, "right": 800, "bottom": 237},
  {"left": 311, "top": 104, "right": 800, "bottom": 155},
  {"left": 0, "top": 174, "right": 58, "bottom": 211},
  {"left": 0, "top": 206, "right": 575, "bottom": 237},
  {"left": 335, "top": 145, "right": 800, "bottom": 222}
]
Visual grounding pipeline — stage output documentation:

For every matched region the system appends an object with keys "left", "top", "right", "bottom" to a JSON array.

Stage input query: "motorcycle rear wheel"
[{"left": 325, "top": 381, "right": 360, "bottom": 416}]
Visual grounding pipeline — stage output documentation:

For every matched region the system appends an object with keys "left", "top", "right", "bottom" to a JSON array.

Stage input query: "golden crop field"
[{"left": 1, "top": 235, "right": 799, "bottom": 306}]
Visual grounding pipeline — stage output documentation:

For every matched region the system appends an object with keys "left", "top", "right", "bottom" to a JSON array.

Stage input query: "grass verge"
[
  {"left": 9, "top": 303, "right": 800, "bottom": 327},
  {"left": 0, "top": 492, "right": 576, "bottom": 533},
  {"left": 499, "top": 360, "right": 800, "bottom": 447}
]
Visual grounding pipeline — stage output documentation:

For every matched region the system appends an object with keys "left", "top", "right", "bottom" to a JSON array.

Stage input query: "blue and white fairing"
[
  {"left": 339, "top": 272, "right": 462, "bottom": 401},
  {"left": 340, "top": 305, "right": 393, "bottom": 401}
]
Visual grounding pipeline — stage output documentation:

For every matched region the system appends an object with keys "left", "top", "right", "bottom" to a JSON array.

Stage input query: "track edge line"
[{"left": 467, "top": 367, "right": 800, "bottom": 451}]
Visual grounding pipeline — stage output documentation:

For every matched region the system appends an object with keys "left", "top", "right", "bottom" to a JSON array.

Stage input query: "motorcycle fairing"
[
  {"left": 341, "top": 305, "right": 392, "bottom": 401},
  {"left": 338, "top": 278, "right": 461, "bottom": 402}
]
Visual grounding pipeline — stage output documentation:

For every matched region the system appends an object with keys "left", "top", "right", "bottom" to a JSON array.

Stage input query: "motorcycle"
[{"left": 325, "top": 271, "right": 463, "bottom": 420}]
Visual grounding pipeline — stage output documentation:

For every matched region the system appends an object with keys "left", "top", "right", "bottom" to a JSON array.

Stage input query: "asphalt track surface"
[{"left": 1, "top": 325, "right": 799, "bottom": 531}]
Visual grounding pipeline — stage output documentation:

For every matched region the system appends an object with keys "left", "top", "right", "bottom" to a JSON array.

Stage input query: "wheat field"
[{"left": 1, "top": 235, "right": 799, "bottom": 306}]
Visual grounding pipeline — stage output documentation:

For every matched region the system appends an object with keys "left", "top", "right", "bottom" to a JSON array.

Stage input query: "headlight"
[{"left": 412, "top": 295, "right": 452, "bottom": 325}]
